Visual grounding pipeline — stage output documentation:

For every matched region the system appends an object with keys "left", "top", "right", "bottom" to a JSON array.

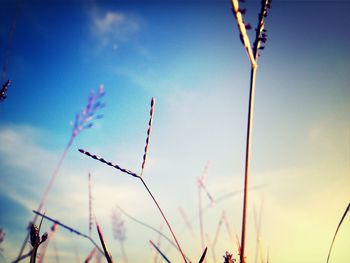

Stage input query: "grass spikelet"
[
  {"left": 78, "top": 149, "right": 138, "bottom": 177},
  {"left": 231, "top": 0, "right": 255, "bottom": 66},
  {"left": 141, "top": 97, "right": 155, "bottom": 177},
  {"left": 326, "top": 202, "right": 350, "bottom": 263}
]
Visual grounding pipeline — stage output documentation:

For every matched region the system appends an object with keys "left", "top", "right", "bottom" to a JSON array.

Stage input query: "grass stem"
[
  {"left": 139, "top": 177, "right": 188, "bottom": 263},
  {"left": 326, "top": 202, "right": 350, "bottom": 263}
]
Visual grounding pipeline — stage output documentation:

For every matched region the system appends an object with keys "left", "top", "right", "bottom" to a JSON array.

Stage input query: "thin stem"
[
  {"left": 120, "top": 240, "right": 128, "bottom": 263},
  {"left": 96, "top": 224, "right": 113, "bottom": 263},
  {"left": 240, "top": 64, "right": 257, "bottom": 263},
  {"left": 11, "top": 250, "right": 33, "bottom": 263},
  {"left": 206, "top": 234, "right": 216, "bottom": 263},
  {"left": 84, "top": 248, "right": 97, "bottom": 263},
  {"left": 139, "top": 177, "right": 188, "bottom": 263},
  {"left": 117, "top": 206, "right": 191, "bottom": 262},
  {"left": 52, "top": 240, "right": 60, "bottom": 263},
  {"left": 17, "top": 136, "right": 74, "bottom": 260},
  {"left": 212, "top": 211, "right": 224, "bottom": 248},
  {"left": 326, "top": 203, "right": 350, "bottom": 263},
  {"left": 150, "top": 240, "right": 171, "bottom": 263},
  {"left": 32, "top": 210, "right": 104, "bottom": 255},
  {"left": 178, "top": 207, "right": 196, "bottom": 239},
  {"left": 198, "top": 247, "right": 208, "bottom": 263},
  {"left": 198, "top": 185, "right": 205, "bottom": 254},
  {"left": 253, "top": 200, "right": 264, "bottom": 263}
]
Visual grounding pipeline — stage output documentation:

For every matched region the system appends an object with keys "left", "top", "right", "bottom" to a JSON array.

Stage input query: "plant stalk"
[
  {"left": 139, "top": 177, "right": 188, "bottom": 263},
  {"left": 240, "top": 63, "right": 257, "bottom": 263},
  {"left": 16, "top": 136, "right": 74, "bottom": 260}
]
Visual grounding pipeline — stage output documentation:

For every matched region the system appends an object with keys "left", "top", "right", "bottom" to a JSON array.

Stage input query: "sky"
[{"left": 0, "top": 0, "right": 349, "bottom": 262}]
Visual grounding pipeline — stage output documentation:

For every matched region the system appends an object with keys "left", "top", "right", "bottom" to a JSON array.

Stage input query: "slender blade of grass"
[
  {"left": 326, "top": 202, "right": 350, "bottom": 263},
  {"left": 198, "top": 247, "right": 208, "bottom": 263},
  {"left": 150, "top": 240, "right": 171, "bottom": 263},
  {"left": 96, "top": 222, "right": 113, "bottom": 263}
]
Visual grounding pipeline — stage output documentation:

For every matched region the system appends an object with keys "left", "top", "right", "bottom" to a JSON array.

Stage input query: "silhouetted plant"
[
  {"left": 231, "top": 0, "right": 272, "bottom": 261},
  {"left": 29, "top": 216, "right": 48, "bottom": 263},
  {"left": 223, "top": 251, "right": 236, "bottom": 263}
]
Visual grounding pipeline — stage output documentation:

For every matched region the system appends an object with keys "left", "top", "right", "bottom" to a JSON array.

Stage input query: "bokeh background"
[{"left": 0, "top": 0, "right": 349, "bottom": 262}]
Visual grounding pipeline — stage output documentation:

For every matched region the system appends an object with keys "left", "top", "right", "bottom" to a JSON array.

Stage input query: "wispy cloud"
[{"left": 90, "top": 9, "right": 139, "bottom": 50}]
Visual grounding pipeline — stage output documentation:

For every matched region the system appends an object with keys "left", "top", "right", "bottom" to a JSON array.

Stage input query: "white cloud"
[
  {"left": 94, "top": 11, "right": 126, "bottom": 33},
  {"left": 91, "top": 10, "right": 139, "bottom": 50}
]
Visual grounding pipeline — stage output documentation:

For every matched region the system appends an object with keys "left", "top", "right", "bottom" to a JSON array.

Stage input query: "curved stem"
[{"left": 326, "top": 203, "right": 350, "bottom": 263}]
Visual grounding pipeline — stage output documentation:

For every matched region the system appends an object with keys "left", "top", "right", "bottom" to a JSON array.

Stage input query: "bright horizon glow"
[{"left": 0, "top": 1, "right": 349, "bottom": 263}]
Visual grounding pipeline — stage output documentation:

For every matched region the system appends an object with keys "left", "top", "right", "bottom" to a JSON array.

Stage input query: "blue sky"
[{"left": 0, "top": 1, "right": 349, "bottom": 262}]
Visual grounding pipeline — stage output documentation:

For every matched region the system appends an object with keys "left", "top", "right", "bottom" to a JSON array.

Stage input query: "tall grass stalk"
[
  {"left": 79, "top": 97, "right": 187, "bottom": 263},
  {"left": 326, "top": 202, "right": 350, "bottom": 263},
  {"left": 231, "top": 0, "right": 271, "bottom": 261},
  {"left": 16, "top": 86, "right": 105, "bottom": 260}
]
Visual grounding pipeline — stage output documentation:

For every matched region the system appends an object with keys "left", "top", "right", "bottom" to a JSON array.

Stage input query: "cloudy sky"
[{"left": 0, "top": 0, "right": 349, "bottom": 262}]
